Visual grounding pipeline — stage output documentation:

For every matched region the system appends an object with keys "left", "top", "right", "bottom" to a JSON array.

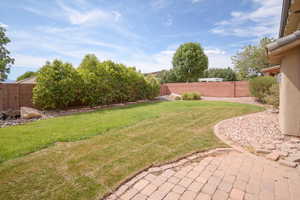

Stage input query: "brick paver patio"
[{"left": 105, "top": 150, "right": 300, "bottom": 200}]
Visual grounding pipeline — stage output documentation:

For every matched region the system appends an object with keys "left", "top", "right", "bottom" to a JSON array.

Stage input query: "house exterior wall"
[
  {"left": 160, "top": 81, "right": 250, "bottom": 97},
  {"left": 0, "top": 83, "right": 35, "bottom": 111},
  {"left": 279, "top": 47, "right": 300, "bottom": 136}
]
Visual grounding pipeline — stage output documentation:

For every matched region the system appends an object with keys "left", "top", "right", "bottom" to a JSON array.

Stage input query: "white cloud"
[
  {"left": 8, "top": 27, "right": 121, "bottom": 68},
  {"left": 123, "top": 49, "right": 174, "bottom": 73},
  {"left": 191, "top": 0, "right": 204, "bottom": 4},
  {"left": 12, "top": 0, "right": 233, "bottom": 73},
  {"left": 204, "top": 48, "right": 232, "bottom": 68},
  {"left": 124, "top": 47, "right": 231, "bottom": 73},
  {"left": 207, "top": 53, "right": 232, "bottom": 69},
  {"left": 23, "top": 1, "right": 121, "bottom": 27},
  {"left": 23, "top": 2, "right": 138, "bottom": 41},
  {"left": 10, "top": 28, "right": 233, "bottom": 72},
  {"left": 23, "top": 5, "right": 62, "bottom": 20},
  {"left": 119, "top": 44, "right": 178, "bottom": 73},
  {"left": 211, "top": 0, "right": 282, "bottom": 38},
  {"left": 73, "top": 0, "right": 88, "bottom": 7},
  {"left": 0, "top": 22, "right": 8, "bottom": 28},
  {"left": 57, "top": 1, "right": 121, "bottom": 26},
  {"left": 12, "top": 54, "right": 51, "bottom": 68},
  {"left": 36, "top": 26, "right": 125, "bottom": 50},
  {"left": 204, "top": 48, "right": 226, "bottom": 55},
  {"left": 231, "top": 11, "right": 243, "bottom": 18},
  {"left": 112, "top": 11, "right": 122, "bottom": 22},
  {"left": 151, "top": 0, "right": 170, "bottom": 9},
  {"left": 164, "top": 15, "right": 173, "bottom": 26},
  {"left": 11, "top": 47, "right": 232, "bottom": 73}
]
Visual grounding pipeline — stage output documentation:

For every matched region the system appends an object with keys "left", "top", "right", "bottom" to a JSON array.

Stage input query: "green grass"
[{"left": 0, "top": 101, "right": 263, "bottom": 200}]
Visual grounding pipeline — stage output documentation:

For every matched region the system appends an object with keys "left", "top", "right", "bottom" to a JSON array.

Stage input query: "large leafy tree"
[
  {"left": 172, "top": 42, "right": 208, "bottom": 82},
  {"left": 16, "top": 71, "right": 37, "bottom": 81},
  {"left": 158, "top": 69, "right": 180, "bottom": 83},
  {"left": 203, "top": 67, "right": 237, "bottom": 81},
  {"left": 77, "top": 54, "right": 99, "bottom": 72},
  {"left": 0, "top": 26, "right": 14, "bottom": 81},
  {"left": 232, "top": 37, "right": 274, "bottom": 80}
]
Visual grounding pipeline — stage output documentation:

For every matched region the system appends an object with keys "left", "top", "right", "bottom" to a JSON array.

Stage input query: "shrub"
[
  {"left": 174, "top": 96, "right": 182, "bottom": 100},
  {"left": 203, "top": 67, "right": 237, "bottom": 81},
  {"left": 33, "top": 60, "right": 82, "bottom": 109},
  {"left": 145, "top": 75, "right": 160, "bottom": 99},
  {"left": 264, "top": 83, "right": 279, "bottom": 109},
  {"left": 107, "top": 62, "right": 148, "bottom": 102},
  {"left": 78, "top": 57, "right": 160, "bottom": 106},
  {"left": 78, "top": 54, "right": 99, "bottom": 72},
  {"left": 182, "top": 92, "right": 201, "bottom": 100},
  {"left": 16, "top": 71, "right": 37, "bottom": 81},
  {"left": 78, "top": 62, "right": 113, "bottom": 106},
  {"left": 249, "top": 76, "right": 276, "bottom": 103},
  {"left": 34, "top": 56, "right": 161, "bottom": 109}
]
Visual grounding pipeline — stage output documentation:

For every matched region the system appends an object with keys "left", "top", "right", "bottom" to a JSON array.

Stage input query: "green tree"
[
  {"left": 172, "top": 42, "right": 208, "bottom": 82},
  {"left": 249, "top": 76, "right": 276, "bottom": 103},
  {"left": 0, "top": 26, "right": 14, "bottom": 81},
  {"left": 78, "top": 55, "right": 160, "bottom": 106},
  {"left": 265, "top": 83, "right": 279, "bottom": 109},
  {"left": 145, "top": 75, "right": 160, "bottom": 99},
  {"left": 33, "top": 60, "right": 82, "bottom": 109},
  {"left": 16, "top": 71, "right": 37, "bottom": 81},
  {"left": 158, "top": 69, "right": 180, "bottom": 83},
  {"left": 79, "top": 61, "right": 112, "bottom": 106},
  {"left": 232, "top": 37, "right": 274, "bottom": 80},
  {"left": 203, "top": 67, "right": 237, "bottom": 81},
  {"left": 78, "top": 54, "right": 99, "bottom": 71}
]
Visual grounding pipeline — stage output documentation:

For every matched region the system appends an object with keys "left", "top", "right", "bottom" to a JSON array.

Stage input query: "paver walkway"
[{"left": 105, "top": 149, "right": 300, "bottom": 200}]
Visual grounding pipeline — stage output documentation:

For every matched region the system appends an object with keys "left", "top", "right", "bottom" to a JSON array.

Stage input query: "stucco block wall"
[
  {"left": 160, "top": 81, "right": 250, "bottom": 97},
  {"left": 0, "top": 83, "right": 35, "bottom": 111},
  {"left": 279, "top": 47, "right": 300, "bottom": 136},
  {"left": 235, "top": 81, "right": 250, "bottom": 97},
  {"left": 0, "top": 81, "right": 250, "bottom": 111}
]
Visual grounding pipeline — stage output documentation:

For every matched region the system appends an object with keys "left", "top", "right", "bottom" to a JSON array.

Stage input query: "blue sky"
[{"left": 0, "top": 0, "right": 282, "bottom": 80}]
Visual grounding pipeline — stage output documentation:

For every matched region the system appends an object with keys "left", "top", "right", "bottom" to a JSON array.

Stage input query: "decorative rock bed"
[
  {"left": 216, "top": 110, "right": 300, "bottom": 168},
  {"left": 0, "top": 100, "right": 154, "bottom": 128}
]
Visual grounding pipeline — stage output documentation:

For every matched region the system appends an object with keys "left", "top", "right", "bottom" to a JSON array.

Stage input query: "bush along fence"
[
  {"left": 0, "top": 57, "right": 161, "bottom": 111},
  {"left": 160, "top": 81, "right": 250, "bottom": 97},
  {"left": 1, "top": 80, "right": 251, "bottom": 111},
  {"left": 249, "top": 76, "right": 279, "bottom": 108},
  {"left": 32, "top": 59, "right": 160, "bottom": 110}
]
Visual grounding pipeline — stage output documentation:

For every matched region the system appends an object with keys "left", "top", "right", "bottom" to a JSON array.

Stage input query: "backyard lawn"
[{"left": 0, "top": 101, "right": 263, "bottom": 200}]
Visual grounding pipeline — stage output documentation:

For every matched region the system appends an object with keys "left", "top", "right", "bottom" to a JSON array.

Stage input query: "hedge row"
[
  {"left": 33, "top": 55, "right": 160, "bottom": 109},
  {"left": 182, "top": 92, "right": 201, "bottom": 100},
  {"left": 249, "top": 76, "right": 279, "bottom": 108}
]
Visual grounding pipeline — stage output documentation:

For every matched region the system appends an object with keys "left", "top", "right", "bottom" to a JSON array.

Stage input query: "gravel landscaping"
[
  {"left": 216, "top": 110, "right": 300, "bottom": 167},
  {"left": 0, "top": 100, "right": 153, "bottom": 128}
]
